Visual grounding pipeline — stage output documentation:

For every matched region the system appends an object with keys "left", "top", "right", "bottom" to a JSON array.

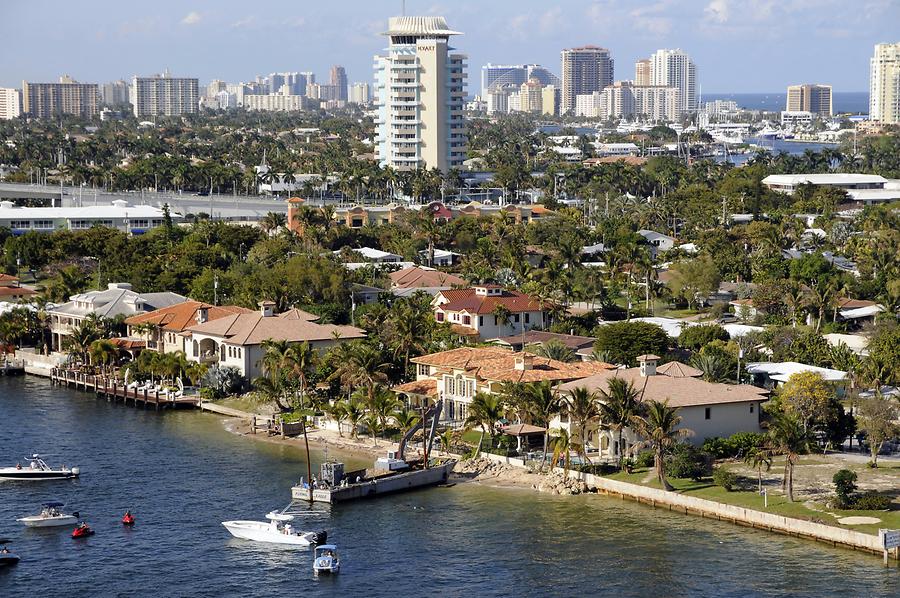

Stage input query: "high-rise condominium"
[
  {"left": 350, "top": 82, "right": 371, "bottom": 104},
  {"left": 480, "top": 64, "right": 560, "bottom": 97},
  {"left": 870, "top": 42, "right": 900, "bottom": 124},
  {"left": 329, "top": 66, "right": 348, "bottom": 102},
  {"left": 635, "top": 59, "right": 651, "bottom": 86},
  {"left": 373, "top": 16, "right": 467, "bottom": 173},
  {"left": 0, "top": 88, "right": 22, "bottom": 119},
  {"left": 22, "top": 76, "right": 99, "bottom": 118},
  {"left": 786, "top": 84, "right": 832, "bottom": 117},
  {"left": 561, "top": 46, "right": 614, "bottom": 115},
  {"left": 100, "top": 80, "right": 130, "bottom": 106},
  {"left": 131, "top": 72, "right": 199, "bottom": 117},
  {"left": 648, "top": 49, "right": 696, "bottom": 115}
]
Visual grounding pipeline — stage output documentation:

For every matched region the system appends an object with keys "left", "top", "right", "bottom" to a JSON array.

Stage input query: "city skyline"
[{"left": 1, "top": 0, "right": 897, "bottom": 93}]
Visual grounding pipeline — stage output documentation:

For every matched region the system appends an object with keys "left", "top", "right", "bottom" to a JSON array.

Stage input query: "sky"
[{"left": 1, "top": 0, "right": 898, "bottom": 93}]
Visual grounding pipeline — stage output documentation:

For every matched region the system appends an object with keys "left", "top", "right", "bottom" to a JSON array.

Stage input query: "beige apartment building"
[
  {"left": 635, "top": 59, "right": 651, "bottom": 86},
  {"left": 786, "top": 84, "right": 832, "bottom": 117},
  {"left": 22, "top": 76, "right": 99, "bottom": 118},
  {"left": 870, "top": 42, "right": 900, "bottom": 123},
  {"left": 373, "top": 16, "right": 467, "bottom": 172},
  {"left": 561, "top": 46, "right": 614, "bottom": 115}
]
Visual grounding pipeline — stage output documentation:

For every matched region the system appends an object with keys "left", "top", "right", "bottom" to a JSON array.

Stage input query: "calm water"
[
  {"left": 704, "top": 92, "right": 869, "bottom": 114},
  {"left": 1, "top": 376, "right": 898, "bottom": 597}
]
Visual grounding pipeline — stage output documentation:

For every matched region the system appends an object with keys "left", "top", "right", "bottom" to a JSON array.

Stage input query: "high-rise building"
[
  {"left": 22, "top": 76, "right": 99, "bottom": 119},
  {"left": 244, "top": 94, "right": 306, "bottom": 112},
  {"left": 519, "top": 78, "right": 544, "bottom": 113},
  {"left": 561, "top": 46, "right": 614, "bottom": 115},
  {"left": 350, "top": 82, "right": 371, "bottom": 104},
  {"left": 486, "top": 86, "right": 511, "bottom": 114},
  {"left": 373, "top": 16, "right": 467, "bottom": 173},
  {"left": 648, "top": 49, "right": 697, "bottom": 115},
  {"left": 329, "top": 65, "right": 348, "bottom": 102},
  {"left": 786, "top": 84, "right": 832, "bottom": 117},
  {"left": 541, "top": 85, "right": 559, "bottom": 116},
  {"left": 307, "top": 83, "right": 343, "bottom": 103},
  {"left": 635, "top": 59, "right": 651, "bottom": 86},
  {"left": 480, "top": 63, "right": 560, "bottom": 98},
  {"left": 130, "top": 72, "right": 199, "bottom": 117},
  {"left": 206, "top": 80, "right": 228, "bottom": 99},
  {"left": 300, "top": 72, "right": 315, "bottom": 96},
  {"left": 100, "top": 80, "right": 130, "bottom": 106},
  {"left": 870, "top": 42, "right": 900, "bottom": 123},
  {"left": 584, "top": 81, "right": 679, "bottom": 121},
  {"left": 0, "top": 88, "right": 22, "bottom": 119}
]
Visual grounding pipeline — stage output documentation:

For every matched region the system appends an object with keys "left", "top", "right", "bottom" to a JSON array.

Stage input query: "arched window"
[{"left": 192, "top": 340, "right": 198, "bottom": 356}]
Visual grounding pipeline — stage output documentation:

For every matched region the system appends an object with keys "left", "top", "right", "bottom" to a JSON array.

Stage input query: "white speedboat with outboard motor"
[
  {"left": 313, "top": 544, "right": 340, "bottom": 575},
  {"left": 0, "top": 455, "right": 80, "bottom": 481},
  {"left": 222, "top": 511, "right": 327, "bottom": 546},
  {"left": 17, "top": 502, "right": 79, "bottom": 527},
  {"left": 0, "top": 539, "right": 19, "bottom": 567}
]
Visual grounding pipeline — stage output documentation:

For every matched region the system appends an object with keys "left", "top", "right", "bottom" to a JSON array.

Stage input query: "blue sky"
[{"left": 1, "top": 0, "right": 897, "bottom": 92}]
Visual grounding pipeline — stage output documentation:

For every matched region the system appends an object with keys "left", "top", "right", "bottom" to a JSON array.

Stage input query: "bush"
[
  {"left": 679, "top": 324, "right": 730, "bottom": 351},
  {"left": 635, "top": 450, "right": 655, "bottom": 468},
  {"left": 702, "top": 437, "right": 730, "bottom": 459},
  {"left": 832, "top": 469, "right": 857, "bottom": 508},
  {"left": 702, "top": 432, "right": 766, "bottom": 459},
  {"left": 851, "top": 491, "right": 891, "bottom": 511},
  {"left": 712, "top": 467, "right": 737, "bottom": 491},
  {"left": 666, "top": 444, "right": 712, "bottom": 481}
]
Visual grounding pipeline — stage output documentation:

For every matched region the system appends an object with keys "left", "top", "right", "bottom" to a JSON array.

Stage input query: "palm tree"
[
  {"left": 630, "top": 399, "right": 692, "bottom": 491},
  {"left": 690, "top": 353, "right": 731, "bottom": 383},
  {"left": 744, "top": 446, "right": 772, "bottom": 493},
  {"left": 89, "top": 339, "right": 119, "bottom": 376},
  {"left": 326, "top": 401, "right": 348, "bottom": 437},
  {"left": 64, "top": 321, "right": 102, "bottom": 365},
  {"left": 387, "top": 301, "right": 429, "bottom": 379},
  {"left": 392, "top": 405, "right": 421, "bottom": 439},
  {"left": 521, "top": 381, "right": 562, "bottom": 472},
  {"left": 343, "top": 397, "right": 366, "bottom": 440},
  {"left": 564, "top": 387, "right": 600, "bottom": 465},
  {"left": 327, "top": 341, "right": 391, "bottom": 408},
  {"left": 597, "top": 378, "right": 642, "bottom": 469},
  {"left": 548, "top": 428, "right": 572, "bottom": 473},
  {"left": 533, "top": 340, "right": 575, "bottom": 363},
  {"left": 767, "top": 411, "right": 812, "bottom": 502},
  {"left": 364, "top": 412, "right": 383, "bottom": 446},
  {"left": 464, "top": 392, "right": 505, "bottom": 457}
]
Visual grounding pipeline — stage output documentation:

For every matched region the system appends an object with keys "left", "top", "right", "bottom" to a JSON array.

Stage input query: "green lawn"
[{"left": 601, "top": 466, "right": 900, "bottom": 536}]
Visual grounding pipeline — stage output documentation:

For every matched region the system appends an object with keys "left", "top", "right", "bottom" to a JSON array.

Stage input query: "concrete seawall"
[{"left": 479, "top": 452, "right": 895, "bottom": 560}]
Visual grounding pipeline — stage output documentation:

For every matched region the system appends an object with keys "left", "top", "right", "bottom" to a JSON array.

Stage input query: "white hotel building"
[{"left": 373, "top": 16, "right": 467, "bottom": 172}]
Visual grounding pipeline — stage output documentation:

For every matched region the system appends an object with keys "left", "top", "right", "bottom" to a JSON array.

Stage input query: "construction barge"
[{"left": 291, "top": 398, "right": 455, "bottom": 504}]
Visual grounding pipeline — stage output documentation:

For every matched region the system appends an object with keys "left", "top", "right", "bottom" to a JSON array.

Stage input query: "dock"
[
  {"left": 50, "top": 367, "right": 200, "bottom": 410},
  {"left": 1, "top": 359, "right": 26, "bottom": 376}
]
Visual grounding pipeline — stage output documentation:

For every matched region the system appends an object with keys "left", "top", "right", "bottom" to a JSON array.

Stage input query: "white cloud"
[
  {"left": 181, "top": 11, "right": 202, "bottom": 26},
  {"left": 704, "top": 0, "right": 730, "bottom": 23}
]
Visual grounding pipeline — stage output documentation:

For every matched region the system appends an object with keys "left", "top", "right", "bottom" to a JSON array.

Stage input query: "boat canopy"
[
  {"left": 315, "top": 544, "right": 337, "bottom": 552},
  {"left": 42, "top": 501, "right": 65, "bottom": 507},
  {"left": 266, "top": 512, "right": 294, "bottom": 522}
]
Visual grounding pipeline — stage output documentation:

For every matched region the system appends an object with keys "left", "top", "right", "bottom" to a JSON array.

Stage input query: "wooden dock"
[
  {"left": 1, "top": 359, "right": 26, "bottom": 376},
  {"left": 50, "top": 367, "right": 200, "bottom": 411}
]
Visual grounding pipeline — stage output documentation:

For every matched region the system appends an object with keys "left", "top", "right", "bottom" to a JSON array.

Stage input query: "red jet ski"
[
  {"left": 122, "top": 511, "right": 135, "bottom": 526},
  {"left": 72, "top": 523, "right": 94, "bottom": 539}
]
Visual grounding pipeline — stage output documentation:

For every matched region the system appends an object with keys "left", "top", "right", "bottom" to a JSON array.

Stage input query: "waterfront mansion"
[{"left": 398, "top": 347, "right": 613, "bottom": 422}]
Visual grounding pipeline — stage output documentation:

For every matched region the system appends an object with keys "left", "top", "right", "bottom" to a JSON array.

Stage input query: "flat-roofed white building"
[
  {"left": 131, "top": 72, "right": 199, "bottom": 117},
  {"left": 0, "top": 200, "right": 180, "bottom": 234},
  {"left": 762, "top": 173, "right": 889, "bottom": 195},
  {"left": 244, "top": 93, "right": 306, "bottom": 112},
  {"left": 0, "top": 88, "right": 22, "bottom": 119}
]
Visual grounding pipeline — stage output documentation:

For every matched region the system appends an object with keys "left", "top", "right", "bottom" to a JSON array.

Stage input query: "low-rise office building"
[{"left": 0, "top": 200, "right": 181, "bottom": 234}]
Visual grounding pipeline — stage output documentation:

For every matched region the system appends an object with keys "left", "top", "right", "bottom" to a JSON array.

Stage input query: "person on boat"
[
  {"left": 15, "top": 463, "right": 21, "bottom": 470},
  {"left": 0, "top": 547, "right": 10, "bottom": 554}
]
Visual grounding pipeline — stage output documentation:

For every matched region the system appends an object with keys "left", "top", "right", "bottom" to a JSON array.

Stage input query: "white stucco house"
[{"left": 432, "top": 285, "right": 550, "bottom": 341}]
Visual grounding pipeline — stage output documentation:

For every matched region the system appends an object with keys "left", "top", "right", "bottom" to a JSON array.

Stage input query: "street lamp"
[{"left": 736, "top": 347, "right": 744, "bottom": 384}]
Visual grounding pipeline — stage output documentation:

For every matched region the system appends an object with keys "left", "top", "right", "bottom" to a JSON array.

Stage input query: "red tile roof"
[
  {"left": 125, "top": 301, "right": 252, "bottom": 332},
  {"left": 389, "top": 267, "right": 466, "bottom": 289},
  {"left": 436, "top": 288, "right": 547, "bottom": 315},
  {"left": 412, "top": 347, "right": 613, "bottom": 383}
]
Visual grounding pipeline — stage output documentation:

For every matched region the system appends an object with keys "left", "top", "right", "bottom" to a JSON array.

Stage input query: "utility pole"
[{"left": 213, "top": 273, "right": 218, "bottom": 306}]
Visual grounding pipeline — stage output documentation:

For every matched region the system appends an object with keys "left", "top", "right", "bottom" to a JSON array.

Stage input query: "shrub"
[
  {"left": 666, "top": 444, "right": 712, "bottom": 481},
  {"left": 679, "top": 324, "right": 730, "bottom": 351},
  {"left": 852, "top": 491, "right": 891, "bottom": 511},
  {"left": 635, "top": 450, "right": 655, "bottom": 468},
  {"left": 832, "top": 469, "right": 857, "bottom": 508},
  {"left": 726, "top": 432, "right": 767, "bottom": 457},
  {"left": 712, "top": 467, "right": 737, "bottom": 491},
  {"left": 702, "top": 437, "right": 730, "bottom": 459}
]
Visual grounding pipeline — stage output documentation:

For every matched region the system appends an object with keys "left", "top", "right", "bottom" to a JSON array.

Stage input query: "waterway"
[{"left": 1, "top": 376, "right": 898, "bottom": 597}]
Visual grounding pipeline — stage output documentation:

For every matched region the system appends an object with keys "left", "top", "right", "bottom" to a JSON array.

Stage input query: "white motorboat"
[
  {"left": 17, "top": 502, "right": 78, "bottom": 527},
  {"left": 221, "top": 512, "right": 327, "bottom": 546},
  {"left": 0, "top": 455, "right": 80, "bottom": 481},
  {"left": 313, "top": 544, "right": 340, "bottom": 575}
]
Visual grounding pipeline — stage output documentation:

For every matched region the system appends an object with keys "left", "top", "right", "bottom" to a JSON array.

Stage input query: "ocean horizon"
[{"left": 702, "top": 91, "right": 868, "bottom": 114}]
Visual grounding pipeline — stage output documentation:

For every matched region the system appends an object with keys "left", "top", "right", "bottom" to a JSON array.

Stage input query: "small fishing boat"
[
  {"left": 0, "top": 539, "right": 19, "bottom": 567},
  {"left": 71, "top": 523, "right": 94, "bottom": 539},
  {"left": 122, "top": 511, "right": 135, "bottom": 526},
  {"left": 313, "top": 544, "right": 340, "bottom": 575},
  {"left": 0, "top": 455, "right": 80, "bottom": 481},
  {"left": 221, "top": 512, "right": 326, "bottom": 546},
  {"left": 17, "top": 502, "right": 78, "bottom": 527}
]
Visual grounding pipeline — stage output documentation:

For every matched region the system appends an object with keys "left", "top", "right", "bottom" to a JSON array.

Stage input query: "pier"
[
  {"left": 0, "top": 359, "right": 26, "bottom": 376},
  {"left": 50, "top": 367, "right": 200, "bottom": 410}
]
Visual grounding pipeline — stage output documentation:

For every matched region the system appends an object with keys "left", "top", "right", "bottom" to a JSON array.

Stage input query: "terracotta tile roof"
[
  {"left": 187, "top": 310, "right": 365, "bottom": 346},
  {"left": 394, "top": 379, "right": 438, "bottom": 397},
  {"left": 125, "top": 301, "right": 252, "bottom": 332},
  {"left": 109, "top": 338, "right": 146, "bottom": 350},
  {"left": 836, "top": 297, "right": 877, "bottom": 310},
  {"left": 436, "top": 288, "right": 547, "bottom": 315},
  {"left": 0, "top": 273, "right": 20, "bottom": 283},
  {"left": 492, "top": 330, "right": 596, "bottom": 351},
  {"left": 389, "top": 266, "right": 466, "bottom": 289},
  {"left": 411, "top": 347, "right": 614, "bottom": 384},
  {"left": 557, "top": 367, "right": 769, "bottom": 408},
  {"left": 0, "top": 286, "right": 36, "bottom": 297}
]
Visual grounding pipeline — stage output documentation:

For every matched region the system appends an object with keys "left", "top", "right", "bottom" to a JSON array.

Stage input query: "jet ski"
[{"left": 72, "top": 523, "right": 94, "bottom": 539}]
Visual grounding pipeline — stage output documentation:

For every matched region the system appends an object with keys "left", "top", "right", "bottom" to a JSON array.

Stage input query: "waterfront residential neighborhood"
[{"left": 1, "top": 1, "right": 899, "bottom": 595}]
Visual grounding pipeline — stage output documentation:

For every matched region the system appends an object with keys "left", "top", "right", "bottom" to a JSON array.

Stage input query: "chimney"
[
  {"left": 258, "top": 300, "right": 276, "bottom": 317},
  {"left": 637, "top": 354, "right": 660, "bottom": 377},
  {"left": 514, "top": 353, "right": 534, "bottom": 371},
  {"left": 196, "top": 305, "right": 209, "bottom": 324}
]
